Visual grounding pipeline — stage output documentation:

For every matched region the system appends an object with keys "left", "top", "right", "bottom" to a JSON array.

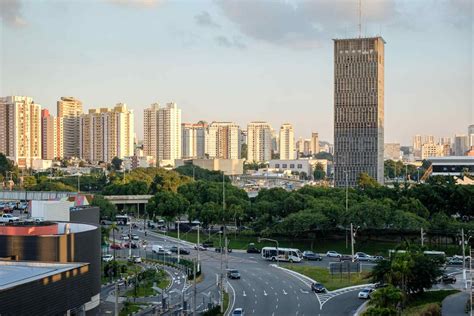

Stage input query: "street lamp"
[
  {"left": 460, "top": 228, "right": 472, "bottom": 289},
  {"left": 351, "top": 223, "right": 360, "bottom": 262},
  {"left": 258, "top": 237, "right": 280, "bottom": 267}
]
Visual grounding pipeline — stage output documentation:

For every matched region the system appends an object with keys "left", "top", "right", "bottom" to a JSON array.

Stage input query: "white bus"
[{"left": 261, "top": 247, "right": 303, "bottom": 263}]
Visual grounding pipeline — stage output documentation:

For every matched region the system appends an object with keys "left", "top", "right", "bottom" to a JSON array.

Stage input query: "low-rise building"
[
  {"left": 123, "top": 155, "right": 156, "bottom": 170},
  {"left": 269, "top": 159, "right": 329, "bottom": 178},
  {"left": 428, "top": 156, "right": 474, "bottom": 177},
  {"left": 175, "top": 158, "right": 244, "bottom": 175}
]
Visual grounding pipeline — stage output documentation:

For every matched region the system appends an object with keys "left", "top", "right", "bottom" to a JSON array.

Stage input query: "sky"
[{"left": 1, "top": 0, "right": 473, "bottom": 145}]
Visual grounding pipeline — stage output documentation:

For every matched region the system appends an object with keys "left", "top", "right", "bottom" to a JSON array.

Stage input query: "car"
[
  {"left": 124, "top": 243, "right": 138, "bottom": 249},
  {"left": 441, "top": 274, "right": 456, "bottom": 284},
  {"left": 170, "top": 246, "right": 190, "bottom": 255},
  {"left": 128, "top": 255, "right": 142, "bottom": 263},
  {"left": 121, "top": 234, "right": 130, "bottom": 241},
  {"left": 311, "top": 282, "right": 326, "bottom": 293},
  {"left": 358, "top": 288, "right": 374, "bottom": 299},
  {"left": 131, "top": 234, "right": 139, "bottom": 241},
  {"left": 227, "top": 269, "right": 241, "bottom": 279},
  {"left": 355, "top": 252, "right": 375, "bottom": 262},
  {"left": 447, "top": 257, "right": 464, "bottom": 265},
  {"left": 303, "top": 251, "right": 323, "bottom": 261},
  {"left": 326, "top": 251, "right": 342, "bottom": 258},
  {"left": 373, "top": 282, "right": 388, "bottom": 289},
  {"left": 373, "top": 255, "right": 385, "bottom": 261},
  {"left": 102, "top": 254, "right": 114, "bottom": 262},
  {"left": 339, "top": 254, "right": 353, "bottom": 262},
  {"left": 247, "top": 243, "right": 260, "bottom": 254},
  {"left": 0, "top": 214, "right": 20, "bottom": 223},
  {"left": 215, "top": 247, "right": 232, "bottom": 253},
  {"left": 110, "top": 244, "right": 122, "bottom": 250},
  {"left": 232, "top": 308, "right": 244, "bottom": 316},
  {"left": 194, "top": 244, "right": 207, "bottom": 251},
  {"left": 202, "top": 241, "right": 214, "bottom": 248}
]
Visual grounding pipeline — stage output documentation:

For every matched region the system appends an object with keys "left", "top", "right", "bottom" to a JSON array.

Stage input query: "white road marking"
[
  {"left": 276, "top": 297, "right": 279, "bottom": 302},
  {"left": 296, "top": 296, "right": 299, "bottom": 300},
  {"left": 264, "top": 290, "right": 268, "bottom": 296},
  {"left": 270, "top": 286, "right": 274, "bottom": 290},
  {"left": 252, "top": 288, "right": 255, "bottom": 292},
  {"left": 283, "top": 289, "right": 288, "bottom": 295},
  {"left": 252, "top": 310, "right": 255, "bottom": 314},
  {"left": 243, "top": 291, "right": 246, "bottom": 297},
  {"left": 255, "top": 300, "right": 257, "bottom": 304},
  {"left": 276, "top": 305, "right": 279, "bottom": 309}
]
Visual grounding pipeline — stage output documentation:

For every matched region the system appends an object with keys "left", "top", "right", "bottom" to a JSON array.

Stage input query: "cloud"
[
  {"left": 0, "top": 0, "right": 26, "bottom": 27},
  {"left": 215, "top": 35, "right": 246, "bottom": 49},
  {"left": 107, "top": 0, "right": 164, "bottom": 8},
  {"left": 215, "top": 0, "right": 401, "bottom": 49},
  {"left": 195, "top": 11, "right": 220, "bottom": 28}
]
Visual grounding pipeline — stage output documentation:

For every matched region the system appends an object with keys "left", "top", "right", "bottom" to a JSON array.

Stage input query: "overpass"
[
  {"left": 0, "top": 190, "right": 78, "bottom": 201},
  {"left": 103, "top": 195, "right": 152, "bottom": 205}
]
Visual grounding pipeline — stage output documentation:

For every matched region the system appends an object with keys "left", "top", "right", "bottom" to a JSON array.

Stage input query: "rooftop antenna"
[{"left": 358, "top": 0, "right": 362, "bottom": 38}]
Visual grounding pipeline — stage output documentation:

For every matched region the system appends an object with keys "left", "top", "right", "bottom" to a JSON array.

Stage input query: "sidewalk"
[{"left": 442, "top": 291, "right": 469, "bottom": 316}]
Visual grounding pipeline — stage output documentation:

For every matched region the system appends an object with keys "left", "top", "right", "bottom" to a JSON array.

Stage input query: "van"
[{"left": 152, "top": 245, "right": 164, "bottom": 253}]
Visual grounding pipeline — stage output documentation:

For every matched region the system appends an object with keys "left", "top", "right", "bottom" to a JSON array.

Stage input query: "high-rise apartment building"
[
  {"left": 57, "top": 97, "right": 83, "bottom": 158},
  {"left": 247, "top": 121, "right": 272, "bottom": 163},
  {"left": 182, "top": 121, "right": 208, "bottom": 159},
  {"left": 207, "top": 122, "right": 240, "bottom": 159},
  {"left": 296, "top": 137, "right": 304, "bottom": 158},
  {"left": 333, "top": 37, "right": 385, "bottom": 187},
  {"left": 310, "top": 132, "right": 320, "bottom": 155},
  {"left": 384, "top": 143, "right": 401, "bottom": 161},
  {"left": 469, "top": 125, "right": 474, "bottom": 147},
  {"left": 41, "top": 109, "right": 63, "bottom": 160},
  {"left": 424, "top": 135, "right": 435, "bottom": 145},
  {"left": 303, "top": 139, "right": 312, "bottom": 156},
  {"left": 143, "top": 102, "right": 182, "bottom": 165},
  {"left": 279, "top": 123, "right": 295, "bottom": 160},
  {"left": 0, "top": 96, "right": 41, "bottom": 168},
  {"left": 271, "top": 128, "right": 279, "bottom": 156},
  {"left": 454, "top": 134, "right": 469, "bottom": 156},
  {"left": 79, "top": 103, "right": 134, "bottom": 162},
  {"left": 421, "top": 143, "right": 444, "bottom": 159}
]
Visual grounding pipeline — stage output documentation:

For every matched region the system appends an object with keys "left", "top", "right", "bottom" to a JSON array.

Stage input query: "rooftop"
[{"left": 0, "top": 261, "right": 85, "bottom": 290}]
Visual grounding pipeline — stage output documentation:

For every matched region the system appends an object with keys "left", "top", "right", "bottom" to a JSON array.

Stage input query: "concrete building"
[
  {"left": 311, "top": 132, "right": 320, "bottom": 155},
  {"left": 41, "top": 109, "right": 63, "bottom": 160},
  {"left": 384, "top": 143, "right": 401, "bottom": 161},
  {"left": 413, "top": 135, "right": 422, "bottom": 158},
  {"left": 143, "top": 102, "right": 182, "bottom": 166},
  {"left": 333, "top": 37, "right": 385, "bottom": 187},
  {"left": 207, "top": 122, "right": 240, "bottom": 159},
  {"left": 421, "top": 143, "right": 444, "bottom": 159},
  {"left": 0, "top": 96, "right": 42, "bottom": 168},
  {"left": 175, "top": 158, "right": 244, "bottom": 175},
  {"left": 57, "top": 97, "right": 83, "bottom": 159},
  {"left": 182, "top": 121, "right": 208, "bottom": 159},
  {"left": 269, "top": 158, "right": 329, "bottom": 178},
  {"left": 247, "top": 121, "right": 272, "bottom": 163},
  {"left": 428, "top": 156, "right": 474, "bottom": 177},
  {"left": 424, "top": 135, "right": 435, "bottom": 144},
  {"left": 454, "top": 134, "right": 469, "bottom": 156},
  {"left": 271, "top": 128, "right": 279, "bottom": 156},
  {"left": 468, "top": 124, "right": 474, "bottom": 147},
  {"left": 79, "top": 103, "right": 134, "bottom": 162},
  {"left": 279, "top": 123, "right": 295, "bottom": 160},
  {"left": 122, "top": 155, "right": 155, "bottom": 170}
]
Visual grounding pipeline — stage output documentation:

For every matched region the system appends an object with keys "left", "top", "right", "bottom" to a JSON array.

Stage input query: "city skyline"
[{"left": 1, "top": 0, "right": 472, "bottom": 145}]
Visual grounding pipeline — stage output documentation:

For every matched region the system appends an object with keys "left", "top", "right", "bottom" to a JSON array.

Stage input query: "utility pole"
[
  {"left": 219, "top": 230, "right": 224, "bottom": 313},
  {"left": 197, "top": 224, "right": 200, "bottom": 263},
  {"left": 358, "top": 0, "right": 362, "bottom": 38},
  {"left": 129, "top": 222, "right": 132, "bottom": 258},
  {"left": 462, "top": 228, "right": 466, "bottom": 287},
  {"left": 220, "top": 171, "right": 226, "bottom": 313},
  {"left": 193, "top": 258, "right": 197, "bottom": 316},
  {"left": 114, "top": 282, "right": 119, "bottom": 316},
  {"left": 351, "top": 223, "right": 355, "bottom": 262},
  {"left": 421, "top": 227, "right": 424, "bottom": 247},
  {"left": 177, "top": 217, "right": 181, "bottom": 264}
]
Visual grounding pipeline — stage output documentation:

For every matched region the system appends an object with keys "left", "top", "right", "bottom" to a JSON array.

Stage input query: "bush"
[
  {"left": 419, "top": 303, "right": 441, "bottom": 316},
  {"left": 363, "top": 307, "right": 396, "bottom": 316}
]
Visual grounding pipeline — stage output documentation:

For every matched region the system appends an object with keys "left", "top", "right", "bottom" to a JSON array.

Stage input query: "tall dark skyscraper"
[{"left": 333, "top": 37, "right": 385, "bottom": 187}]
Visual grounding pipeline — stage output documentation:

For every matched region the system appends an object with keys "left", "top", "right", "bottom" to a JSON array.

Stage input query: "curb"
[{"left": 353, "top": 300, "right": 370, "bottom": 316}]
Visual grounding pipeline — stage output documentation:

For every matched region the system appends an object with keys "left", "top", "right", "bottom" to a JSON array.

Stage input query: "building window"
[
  {"left": 275, "top": 164, "right": 280, "bottom": 168},
  {"left": 297, "top": 164, "right": 302, "bottom": 169},
  {"left": 282, "top": 164, "right": 287, "bottom": 168},
  {"left": 290, "top": 164, "right": 295, "bottom": 168}
]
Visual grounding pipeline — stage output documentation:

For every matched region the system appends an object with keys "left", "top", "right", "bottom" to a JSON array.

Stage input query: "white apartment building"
[
  {"left": 384, "top": 143, "right": 401, "bottom": 161},
  {"left": 79, "top": 103, "right": 134, "bottom": 162},
  {"left": 311, "top": 132, "right": 320, "bottom": 155},
  {"left": 41, "top": 109, "right": 63, "bottom": 160},
  {"left": 207, "top": 122, "right": 240, "bottom": 159},
  {"left": 0, "top": 96, "right": 42, "bottom": 168},
  {"left": 247, "top": 121, "right": 272, "bottom": 163},
  {"left": 454, "top": 135, "right": 469, "bottom": 156},
  {"left": 143, "top": 102, "right": 182, "bottom": 166},
  {"left": 182, "top": 121, "right": 207, "bottom": 159},
  {"left": 279, "top": 123, "right": 295, "bottom": 160},
  {"left": 468, "top": 125, "right": 474, "bottom": 147},
  {"left": 57, "top": 97, "right": 83, "bottom": 158}
]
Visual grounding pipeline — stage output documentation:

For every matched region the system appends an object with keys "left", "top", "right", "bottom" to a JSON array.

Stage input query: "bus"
[
  {"left": 261, "top": 247, "right": 303, "bottom": 263},
  {"left": 116, "top": 215, "right": 130, "bottom": 226}
]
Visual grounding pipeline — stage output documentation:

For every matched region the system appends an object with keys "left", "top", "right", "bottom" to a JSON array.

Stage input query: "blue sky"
[{"left": 1, "top": 0, "right": 472, "bottom": 145}]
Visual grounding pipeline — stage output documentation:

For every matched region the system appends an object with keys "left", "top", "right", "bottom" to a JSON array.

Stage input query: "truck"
[{"left": 0, "top": 214, "right": 20, "bottom": 223}]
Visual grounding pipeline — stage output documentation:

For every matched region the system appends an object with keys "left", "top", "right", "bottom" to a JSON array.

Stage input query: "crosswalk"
[{"left": 316, "top": 285, "right": 369, "bottom": 306}]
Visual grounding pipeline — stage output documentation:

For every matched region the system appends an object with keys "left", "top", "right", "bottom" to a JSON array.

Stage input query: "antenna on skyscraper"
[{"left": 358, "top": 0, "right": 362, "bottom": 38}]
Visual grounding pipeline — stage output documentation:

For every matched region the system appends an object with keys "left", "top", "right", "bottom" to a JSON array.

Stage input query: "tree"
[
  {"left": 111, "top": 157, "right": 123, "bottom": 171},
  {"left": 0, "top": 153, "right": 15, "bottom": 178},
  {"left": 358, "top": 173, "right": 380, "bottom": 189},
  {"left": 314, "top": 152, "right": 333, "bottom": 161},
  {"left": 240, "top": 144, "right": 247, "bottom": 159},
  {"left": 147, "top": 191, "right": 189, "bottom": 224},
  {"left": 91, "top": 195, "right": 117, "bottom": 219},
  {"left": 313, "top": 163, "right": 326, "bottom": 180},
  {"left": 22, "top": 176, "right": 37, "bottom": 189}
]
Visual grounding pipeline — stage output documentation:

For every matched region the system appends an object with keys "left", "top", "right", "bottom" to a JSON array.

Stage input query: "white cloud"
[{"left": 0, "top": 0, "right": 26, "bottom": 28}]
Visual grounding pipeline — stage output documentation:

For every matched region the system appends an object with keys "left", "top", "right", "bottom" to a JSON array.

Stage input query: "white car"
[
  {"left": 358, "top": 288, "right": 374, "bottom": 299},
  {"left": 0, "top": 214, "right": 20, "bottom": 223},
  {"left": 102, "top": 254, "right": 114, "bottom": 262},
  {"left": 129, "top": 255, "right": 142, "bottom": 263},
  {"left": 326, "top": 251, "right": 342, "bottom": 258},
  {"left": 355, "top": 252, "right": 375, "bottom": 262}
]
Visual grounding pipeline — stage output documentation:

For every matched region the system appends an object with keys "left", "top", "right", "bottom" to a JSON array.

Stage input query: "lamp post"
[
  {"left": 351, "top": 223, "right": 360, "bottom": 262},
  {"left": 461, "top": 228, "right": 472, "bottom": 289},
  {"left": 258, "top": 237, "right": 280, "bottom": 267}
]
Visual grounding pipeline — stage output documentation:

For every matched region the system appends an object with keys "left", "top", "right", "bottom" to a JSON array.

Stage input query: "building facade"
[
  {"left": 454, "top": 134, "right": 469, "bottom": 156},
  {"left": 0, "top": 96, "right": 42, "bottom": 168},
  {"left": 421, "top": 143, "right": 444, "bottom": 159},
  {"left": 57, "top": 97, "right": 83, "bottom": 159},
  {"left": 384, "top": 143, "right": 401, "bottom": 161},
  {"left": 181, "top": 121, "right": 208, "bottom": 159},
  {"left": 468, "top": 124, "right": 474, "bottom": 147},
  {"left": 279, "top": 123, "right": 295, "bottom": 160},
  {"left": 311, "top": 132, "right": 320, "bottom": 155},
  {"left": 247, "top": 121, "right": 272, "bottom": 163},
  {"left": 41, "top": 109, "right": 63, "bottom": 160},
  {"left": 333, "top": 37, "right": 385, "bottom": 187},
  {"left": 207, "top": 122, "right": 240, "bottom": 159},
  {"left": 79, "top": 104, "right": 134, "bottom": 162},
  {"left": 143, "top": 102, "right": 182, "bottom": 166}
]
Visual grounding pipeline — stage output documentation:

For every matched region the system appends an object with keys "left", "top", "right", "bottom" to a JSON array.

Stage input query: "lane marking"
[
  {"left": 226, "top": 280, "right": 236, "bottom": 316},
  {"left": 243, "top": 291, "right": 246, "bottom": 297},
  {"left": 283, "top": 289, "right": 288, "bottom": 295},
  {"left": 264, "top": 290, "right": 268, "bottom": 296}
]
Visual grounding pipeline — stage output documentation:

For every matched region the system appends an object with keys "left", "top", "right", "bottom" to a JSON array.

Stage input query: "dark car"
[
  {"left": 311, "top": 282, "right": 326, "bottom": 293},
  {"left": 247, "top": 243, "right": 260, "bottom": 254},
  {"left": 339, "top": 255, "right": 353, "bottom": 262},
  {"left": 215, "top": 247, "right": 232, "bottom": 253},
  {"left": 124, "top": 243, "right": 138, "bottom": 249},
  {"left": 227, "top": 269, "right": 241, "bottom": 279},
  {"left": 110, "top": 244, "right": 122, "bottom": 250},
  {"left": 373, "top": 282, "right": 388, "bottom": 289},
  {"left": 303, "top": 251, "right": 323, "bottom": 261},
  {"left": 203, "top": 241, "right": 214, "bottom": 248},
  {"left": 442, "top": 274, "right": 456, "bottom": 284},
  {"left": 170, "top": 246, "right": 190, "bottom": 255}
]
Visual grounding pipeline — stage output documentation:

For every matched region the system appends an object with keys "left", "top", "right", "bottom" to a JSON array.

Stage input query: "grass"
[
  {"left": 125, "top": 268, "right": 170, "bottom": 298},
  {"left": 223, "top": 291, "right": 229, "bottom": 315},
  {"left": 401, "top": 290, "right": 460, "bottom": 315},
  {"left": 282, "top": 265, "right": 371, "bottom": 291},
  {"left": 101, "top": 261, "right": 143, "bottom": 284},
  {"left": 119, "top": 302, "right": 147, "bottom": 316}
]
